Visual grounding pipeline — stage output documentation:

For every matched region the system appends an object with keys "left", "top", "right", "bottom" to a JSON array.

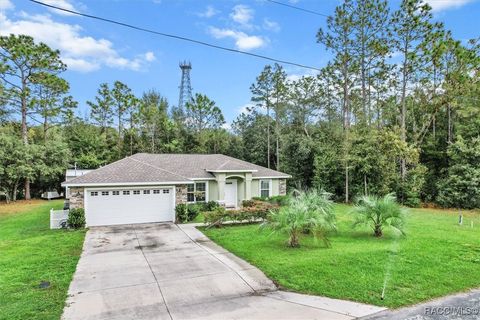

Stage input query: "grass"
[
  {"left": 202, "top": 204, "right": 480, "bottom": 308},
  {"left": 192, "top": 212, "right": 205, "bottom": 223},
  {"left": 0, "top": 200, "right": 86, "bottom": 320}
]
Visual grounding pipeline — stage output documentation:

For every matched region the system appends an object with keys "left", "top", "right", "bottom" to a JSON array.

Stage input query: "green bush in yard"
[
  {"left": 351, "top": 193, "right": 406, "bottom": 237},
  {"left": 204, "top": 201, "right": 278, "bottom": 226},
  {"left": 176, "top": 201, "right": 221, "bottom": 223},
  {"left": 261, "top": 190, "right": 336, "bottom": 247},
  {"left": 203, "top": 200, "right": 220, "bottom": 211},
  {"left": 267, "top": 195, "right": 290, "bottom": 206},
  {"left": 68, "top": 208, "right": 86, "bottom": 229}
]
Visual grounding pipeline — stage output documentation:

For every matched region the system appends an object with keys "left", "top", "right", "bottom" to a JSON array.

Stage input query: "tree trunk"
[
  {"left": 374, "top": 225, "right": 383, "bottom": 237},
  {"left": 288, "top": 231, "right": 300, "bottom": 247},
  {"left": 21, "top": 77, "right": 31, "bottom": 200},
  {"left": 276, "top": 116, "right": 280, "bottom": 171},
  {"left": 267, "top": 105, "right": 271, "bottom": 169},
  {"left": 24, "top": 179, "right": 30, "bottom": 200},
  {"left": 43, "top": 115, "right": 48, "bottom": 143},
  {"left": 364, "top": 173, "right": 368, "bottom": 196},
  {"left": 118, "top": 111, "right": 122, "bottom": 156},
  {"left": 447, "top": 104, "right": 452, "bottom": 143},
  {"left": 345, "top": 162, "right": 349, "bottom": 203},
  {"left": 400, "top": 49, "right": 408, "bottom": 182}
]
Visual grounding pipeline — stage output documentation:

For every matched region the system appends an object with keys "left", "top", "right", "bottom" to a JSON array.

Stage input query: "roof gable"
[{"left": 63, "top": 153, "right": 290, "bottom": 186}]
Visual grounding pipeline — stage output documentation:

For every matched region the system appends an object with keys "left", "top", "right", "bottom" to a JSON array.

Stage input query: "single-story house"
[{"left": 61, "top": 153, "right": 290, "bottom": 227}]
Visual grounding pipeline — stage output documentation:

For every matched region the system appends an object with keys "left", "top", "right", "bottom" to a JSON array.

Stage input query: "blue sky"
[{"left": 1, "top": 0, "right": 479, "bottom": 123}]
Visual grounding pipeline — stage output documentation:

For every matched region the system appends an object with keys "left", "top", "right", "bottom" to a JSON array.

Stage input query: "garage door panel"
[{"left": 86, "top": 188, "right": 174, "bottom": 226}]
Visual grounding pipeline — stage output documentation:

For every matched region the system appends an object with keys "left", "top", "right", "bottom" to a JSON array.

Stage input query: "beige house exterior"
[{"left": 62, "top": 153, "right": 289, "bottom": 226}]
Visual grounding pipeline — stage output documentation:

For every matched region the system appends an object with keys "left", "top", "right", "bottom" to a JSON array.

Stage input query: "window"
[
  {"left": 260, "top": 180, "right": 271, "bottom": 198},
  {"left": 90, "top": 191, "right": 98, "bottom": 196},
  {"left": 112, "top": 191, "right": 120, "bottom": 196},
  {"left": 153, "top": 189, "right": 160, "bottom": 194},
  {"left": 187, "top": 182, "right": 206, "bottom": 202},
  {"left": 163, "top": 189, "right": 170, "bottom": 194},
  {"left": 123, "top": 190, "right": 130, "bottom": 195},
  {"left": 187, "top": 184, "right": 195, "bottom": 202},
  {"left": 133, "top": 190, "right": 140, "bottom": 195},
  {"left": 143, "top": 190, "right": 150, "bottom": 195},
  {"left": 101, "top": 191, "right": 109, "bottom": 196}
]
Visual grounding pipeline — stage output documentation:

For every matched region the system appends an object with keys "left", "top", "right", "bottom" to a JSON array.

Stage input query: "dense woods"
[{"left": 1, "top": 0, "right": 479, "bottom": 208}]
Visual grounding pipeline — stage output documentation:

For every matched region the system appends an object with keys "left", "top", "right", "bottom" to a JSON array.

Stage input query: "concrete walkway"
[{"left": 62, "top": 223, "right": 385, "bottom": 320}]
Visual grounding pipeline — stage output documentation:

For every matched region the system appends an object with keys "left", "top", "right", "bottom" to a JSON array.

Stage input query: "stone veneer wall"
[
  {"left": 279, "top": 179, "right": 287, "bottom": 196},
  {"left": 175, "top": 185, "right": 188, "bottom": 205},
  {"left": 69, "top": 187, "right": 85, "bottom": 209}
]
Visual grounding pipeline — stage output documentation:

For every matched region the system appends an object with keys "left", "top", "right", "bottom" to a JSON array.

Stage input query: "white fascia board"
[
  {"left": 61, "top": 181, "right": 193, "bottom": 187},
  {"left": 190, "top": 177, "right": 216, "bottom": 181},
  {"left": 252, "top": 175, "right": 292, "bottom": 179},
  {"left": 207, "top": 169, "right": 258, "bottom": 173}
]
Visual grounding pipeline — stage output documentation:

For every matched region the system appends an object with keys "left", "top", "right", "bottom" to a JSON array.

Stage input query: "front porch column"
[
  {"left": 245, "top": 172, "right": 252, "bottom": 200},
  {"left": 216, "top": 173, "right": 226, "bottom": 202}
]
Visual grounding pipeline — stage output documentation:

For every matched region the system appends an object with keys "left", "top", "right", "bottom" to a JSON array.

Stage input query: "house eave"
[
  {"left": 206, "top": 169, "right": 258, "bottom": 173},
  {"left": 61, "top": 181, "right": 194, "bottom": 188}
]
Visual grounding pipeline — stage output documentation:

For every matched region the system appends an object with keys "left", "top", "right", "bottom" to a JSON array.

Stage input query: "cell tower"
[{"left": 178, "top": 61, "right": 193, "bottom": 109}]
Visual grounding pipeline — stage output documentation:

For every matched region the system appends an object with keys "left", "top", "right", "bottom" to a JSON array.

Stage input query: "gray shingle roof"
[{"left": 63, "top": 153, "right": 290, "bottom": 186}]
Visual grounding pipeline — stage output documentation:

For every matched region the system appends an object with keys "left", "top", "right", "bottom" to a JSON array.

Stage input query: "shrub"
[
  {"left": 68, "top": 208, "right": 86, "bottom": 229},
  {"left": 203, "top": 200, "right": 220, "bottom": 211},
  {"left": 175, "top": 203, "right": 205, "bottom": 223},
  {"left": 175, "top": 203, "right": 189, "bottom": 223},
  {"left": 203, "top": 207, "right": 227, "bottom": 225},
  {"left": 242, "top": 199, "right": 256, "bottom": 207},
  {"left": 351, "top": 193, "right": 406, "bottom": 237},
  {"left": 204, "top": 201, "right": 277, "bottom": 226},
  {"left": 261, "top": 190, "right": 336, "bottom": 247},
  {"left": 267, "top": 195, "right": 290, "bottom": 206}
]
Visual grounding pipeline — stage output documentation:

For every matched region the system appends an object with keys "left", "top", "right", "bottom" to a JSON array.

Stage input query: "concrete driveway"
[{"left": 62, "top": 223, "right": 385, "bottom": 320}]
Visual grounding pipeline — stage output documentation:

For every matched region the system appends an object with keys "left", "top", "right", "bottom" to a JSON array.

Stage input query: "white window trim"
[
  {"left": 259, "top": 179, "right": 272, "bottom": 198},
  {"left": 187, "top": 181, "right": 209, "bottom": 203}
]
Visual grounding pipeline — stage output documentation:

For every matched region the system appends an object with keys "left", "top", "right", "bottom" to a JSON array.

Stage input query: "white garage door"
[{"left": 85, "top": 187, "right": 175, "bottom": 226}]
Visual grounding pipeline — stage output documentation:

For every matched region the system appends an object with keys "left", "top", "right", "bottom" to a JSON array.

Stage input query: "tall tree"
[
  {"left": 88, "top": 83, "right": 114, "bottom": 136},
  {"left": 390, "top": 0, "right": 434, "bottom": 180},
  {"left": 351, "top": 0, "right": 390, "bottom": 125},
  {"left": 271, "top": 64, "right": 288, "bottom": 170},
  {"left": 0, "top": 34, "right": 66, "bottom": 199},
  {"left": 251, "top": 65, "right": 274, "bottom": 168},
  {"left": 185, "top": 93, "right": 225, "bottom": 133},
  {"left": 111, "top": 81, "right": 136, "bottom": 155},
  {"left": 317, "top": 0, "right": 357, "bottom": 202}
]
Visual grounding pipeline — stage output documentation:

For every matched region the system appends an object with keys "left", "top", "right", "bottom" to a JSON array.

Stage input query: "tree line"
[{"left": 1, "top": 0, "right": 479, "bottom": 208}]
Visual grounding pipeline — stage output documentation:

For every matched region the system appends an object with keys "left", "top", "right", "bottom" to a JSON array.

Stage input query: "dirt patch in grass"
[{"left": 0, "top": 200, "right": 49, "bottom": 216}]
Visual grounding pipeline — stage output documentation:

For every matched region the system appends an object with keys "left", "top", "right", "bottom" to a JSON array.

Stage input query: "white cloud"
[
  {"left": 0, "top": 0, "right": 13, "bottom": 10},
  {"left": 424, "top": 0, "right": 474, "bottom": 12},
  {"left": 263, "top": 18, "right": 280, "bottom": 32},
  {"left": 144, "top": 51, "right": 156, "bottom": 62},
  {"left": 236, "top": 103, "right": 255, "bottom": 115},
  {"left": 40, "top": 0, "right": 79, "bottom": 16},
  {"left": 0, "top": 12, "right": 155, "bottom": 72},
  {"left": 208, "top": 27, "right": 266, "bottom": 51},
  {"left": 230, "top": 4, "right": 254, "bottom": 28},
  {"left": 197, "top": 5, "right": 219, "bottom": 18}
]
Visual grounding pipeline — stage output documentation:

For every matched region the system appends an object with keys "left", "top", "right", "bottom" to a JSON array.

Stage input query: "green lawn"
[
  {"left": 202, "top": 204, "right": 480, "bottom": 308},
  {"left": 0, "top": 200, "right": 86, "bottom": 320}
]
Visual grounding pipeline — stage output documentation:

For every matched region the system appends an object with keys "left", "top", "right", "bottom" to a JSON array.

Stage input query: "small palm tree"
[
  {"left": 262, "top": 190, "right": 336, "bottom": 247},
  {"left": 351, "top": 193, "right": 406, "bottom": 237}
]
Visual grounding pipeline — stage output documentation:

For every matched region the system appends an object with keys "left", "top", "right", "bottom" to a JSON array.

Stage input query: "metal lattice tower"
[{"left": 178, "top": 61, "right": 193, "bottom": 109}]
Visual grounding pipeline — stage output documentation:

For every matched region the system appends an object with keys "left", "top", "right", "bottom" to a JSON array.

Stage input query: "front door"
[{"left": 224, "top": 180, "right": 237, "bottom": 208}]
